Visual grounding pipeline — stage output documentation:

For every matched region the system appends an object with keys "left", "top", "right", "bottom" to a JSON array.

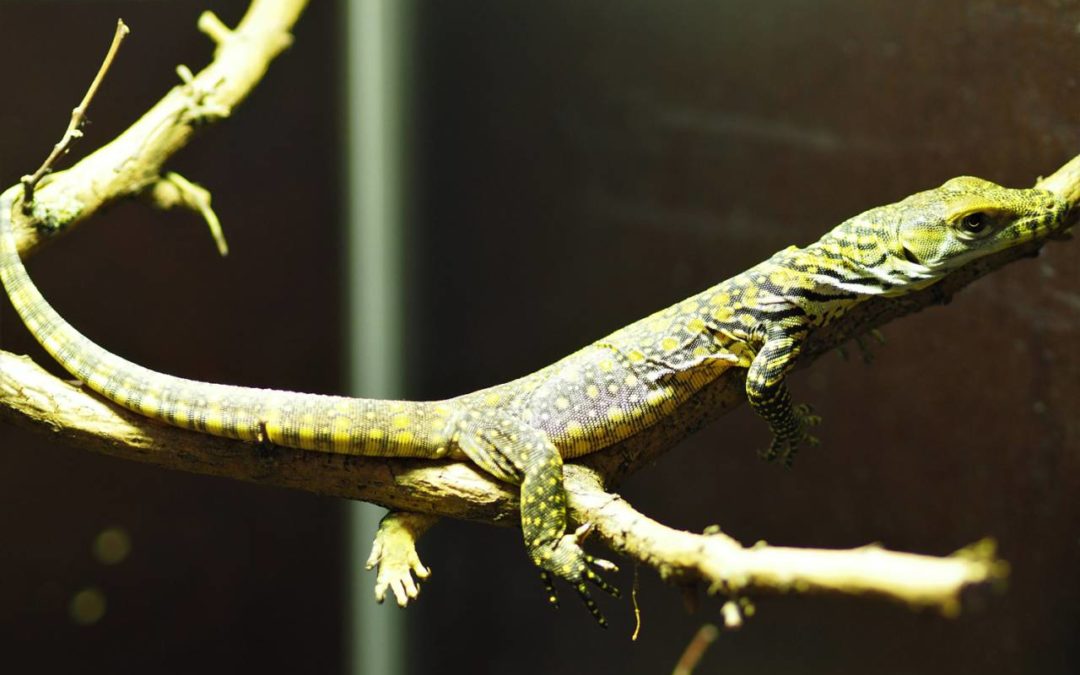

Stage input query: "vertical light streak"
[{"left": 343, "top": 0, "right": 409, "bottom": 673}]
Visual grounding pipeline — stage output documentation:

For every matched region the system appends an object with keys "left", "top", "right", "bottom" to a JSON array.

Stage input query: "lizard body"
[{"left": 0, "top": 177, "right": 1067, "bottom": 623}]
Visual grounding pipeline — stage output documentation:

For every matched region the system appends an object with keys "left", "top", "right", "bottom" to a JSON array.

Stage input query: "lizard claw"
[
  {"left": 572, "top": 521, "right": 595, "bottom": 542},
  {"left": 568, "top": 522, "right": 618, "bottom": 574},
  {"left": 535, "top": 528, "right": 620, "bottom": 627}
]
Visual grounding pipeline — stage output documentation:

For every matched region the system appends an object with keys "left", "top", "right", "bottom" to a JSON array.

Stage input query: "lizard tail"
[{"left": 0, "top": 189, "right": 454, "bottom": 458}]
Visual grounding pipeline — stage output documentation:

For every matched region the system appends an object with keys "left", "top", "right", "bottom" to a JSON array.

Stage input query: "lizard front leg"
[
  {"left": 746, "top": 321, "right": 820, "bottom": 467},
  {"left": 455, "top": 410, "right": 619, "bottom": 625}
]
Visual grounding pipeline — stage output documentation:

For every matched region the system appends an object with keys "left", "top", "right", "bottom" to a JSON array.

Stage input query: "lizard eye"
[{"left": 958, "top": 211, "right": 989, "bottom": 235}]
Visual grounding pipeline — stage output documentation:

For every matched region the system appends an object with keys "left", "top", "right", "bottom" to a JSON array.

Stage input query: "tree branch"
[
  {"left": 8, "top": 0, "right": 307, "bottom": 256},
  {"left": 20, "top": 19, "right": 130, "bottom": 205},
  {"left": 2, "top": 0, "right": 1077, "bottom": 616},
  {"left": 566, "top": 468, "right": 1004, "bottom": 618}
]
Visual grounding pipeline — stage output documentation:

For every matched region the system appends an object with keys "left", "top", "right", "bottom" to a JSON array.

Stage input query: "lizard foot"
[
  {"left": 758, "top": 404, "right": 821, "bottom": 467},
  {"left": 854, "top": 329, "right": 886, "bottom": 364},
  {"left": 365, "top": 517, "right": 432, "bottom": 608},
  {"left": 838, "top": 329, "right": 886, "bottom": 364},
  {"left": 534, "top": 523, "right": 620, "bottom": 627}
]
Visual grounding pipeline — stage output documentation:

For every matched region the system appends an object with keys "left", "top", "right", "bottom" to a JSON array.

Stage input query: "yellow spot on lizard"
[{"left": 711, "top": 306, "right": 734, "bottom": 322}]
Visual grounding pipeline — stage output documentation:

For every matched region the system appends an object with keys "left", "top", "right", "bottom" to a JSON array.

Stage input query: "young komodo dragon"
[{"left": 0, "top": 178, "right": 1067, "bottom": 624}]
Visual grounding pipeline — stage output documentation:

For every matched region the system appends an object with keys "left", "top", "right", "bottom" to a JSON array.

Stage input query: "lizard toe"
[
  {"left": 540, "top": 570, "right": 560, "bottom": 608},
  {"left": 758, "top": 439, "right": 783, "bottom": 462},
  {"left": 534, "top": 531, "right": 619, "bottom": 625},
  {"left": 793, "top": 403, "right": 822, "bottom": 427},
  {"left": 583, "top": 563, "right": 621, "bottom": 598},
  {"left": 574, "top": 582, "right": 609, "bottom": 628}
]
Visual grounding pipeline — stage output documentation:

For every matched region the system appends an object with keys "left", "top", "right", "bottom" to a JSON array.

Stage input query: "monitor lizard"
[{"left": 0, "top": 177, "right": 1067, "bottom": 624}]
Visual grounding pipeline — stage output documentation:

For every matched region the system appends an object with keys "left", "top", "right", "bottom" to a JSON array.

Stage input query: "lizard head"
[{"left": 892, "top": 175, "right": 1069, "bottom": 274}]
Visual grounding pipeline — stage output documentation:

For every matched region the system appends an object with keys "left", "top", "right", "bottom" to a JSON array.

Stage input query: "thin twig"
[
  {"left": 149, "top": 172, "right": 229, "bottom": 256},
  {"left": 197, "top": 11, "right": 234, "bottom": 46},
  {"left": 672, "top": 624, "right": 720, "bottom": 675},
  {"left": 20, "top": 19, "right": 130, "bottom": 209}
]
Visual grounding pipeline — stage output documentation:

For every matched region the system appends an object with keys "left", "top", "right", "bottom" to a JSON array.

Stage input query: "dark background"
[{"left": 2, "top": 1, "right": 1079, "bottom": 673}]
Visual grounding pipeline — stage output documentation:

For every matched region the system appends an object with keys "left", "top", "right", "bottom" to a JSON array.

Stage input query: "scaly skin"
[{"left": 0, "top": 177, "right": 1067, "bottom": 624}]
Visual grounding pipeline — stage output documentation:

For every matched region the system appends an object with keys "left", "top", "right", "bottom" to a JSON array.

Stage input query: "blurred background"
[{"left": 1, "top": 1, "right": 1079, "bottom": 673}]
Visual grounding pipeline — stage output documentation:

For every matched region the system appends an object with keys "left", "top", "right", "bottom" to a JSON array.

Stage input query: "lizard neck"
[{"left": 798, "top": 213, "right": 938, "bottom": 299}]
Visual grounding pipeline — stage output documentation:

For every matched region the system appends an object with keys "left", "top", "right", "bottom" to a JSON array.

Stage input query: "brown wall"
[{"left": 1, "top": 1, "right": 1078, "bottom": 673}]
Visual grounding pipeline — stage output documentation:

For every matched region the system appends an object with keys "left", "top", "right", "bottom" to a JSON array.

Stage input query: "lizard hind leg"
[
  {"left": 455, "top": 410, "right": 620, "bottom": 625},
  {"left": 365, "top": 510, "right": 437, "bottom": 607}
]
